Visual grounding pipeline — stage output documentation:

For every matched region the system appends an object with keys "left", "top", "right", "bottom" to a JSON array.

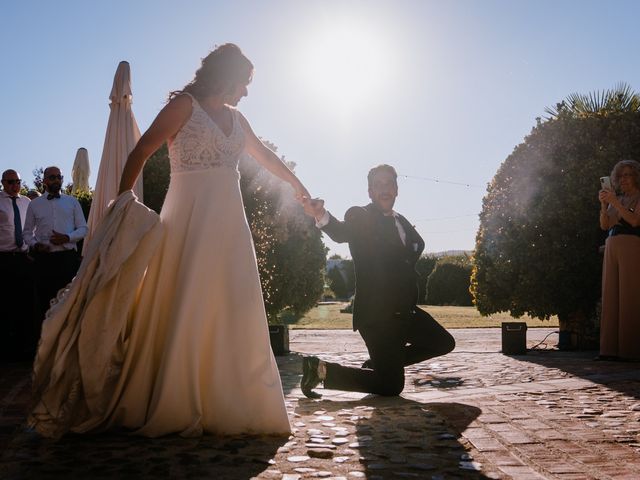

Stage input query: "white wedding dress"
[{"left": 29, "top": 94, "right": 290, "bottom": 437}]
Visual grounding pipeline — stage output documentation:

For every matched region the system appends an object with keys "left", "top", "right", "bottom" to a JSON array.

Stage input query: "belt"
[{"left": 609, "top": 224, "right": 640, "bottom": 237}]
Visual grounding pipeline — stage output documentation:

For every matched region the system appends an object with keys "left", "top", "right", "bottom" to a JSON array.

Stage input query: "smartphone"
[{"left": 600, "top": 176, "right": 612, "bottom": 191}]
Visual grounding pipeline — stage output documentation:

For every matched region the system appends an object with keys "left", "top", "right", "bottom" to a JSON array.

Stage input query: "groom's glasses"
[{"left": 46, "top": 175, "right": 63, "bottom": 181}]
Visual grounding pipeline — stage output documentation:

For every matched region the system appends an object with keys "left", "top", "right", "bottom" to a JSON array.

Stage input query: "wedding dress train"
[{"left": 29, "top": 94, "right": 290, "bottom": 437}]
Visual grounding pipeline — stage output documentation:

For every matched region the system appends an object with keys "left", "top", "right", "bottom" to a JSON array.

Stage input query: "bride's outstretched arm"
[
  {"left": 118, "top": 95, "right": 193, "bottom": 194},
  {"left": 238, "top": 113, "right": 311, "bottom": 201}
]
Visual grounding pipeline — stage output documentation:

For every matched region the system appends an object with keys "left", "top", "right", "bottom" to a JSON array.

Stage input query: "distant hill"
[{"left": 427, "top": 250, "right": 473, "bottom": 258}]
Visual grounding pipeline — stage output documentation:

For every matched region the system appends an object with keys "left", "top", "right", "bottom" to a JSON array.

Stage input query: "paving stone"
[
  {"left": 4, "top": 327, "right": 640, "bottom": 479},
  {"left": 331, "top": 438, "right": 349, "bottom": 445},
  {"left": 307, "top": 448, "right": 334, "bottom": 459},
  {"left": 467, "top": 437, "right": 504, "bottom": 452},
  {"left": 287, "top": 455, "right": 311, "bottom": 463},
  {"left": 459, "top": 460, "right": 483, "bottom": 471},
  {"left": 333, "top": 456, "right": 351, "bottom": 463},
  {"left": 293, "top": 467, "right": 316, "bottom": 473},
  {"left": 305, "top": 443, "right": 336, "bottom": 449}
]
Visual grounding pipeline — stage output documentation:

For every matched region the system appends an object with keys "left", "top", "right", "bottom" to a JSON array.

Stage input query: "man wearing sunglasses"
[
  {"left": 0, "top": 169, "right": 34, "bottom": 360},
  {"left": 23, "top": 166, "right": 87, "bottom": 343}
]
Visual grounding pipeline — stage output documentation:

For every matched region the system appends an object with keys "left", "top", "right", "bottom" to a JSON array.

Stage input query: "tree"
[
  {"left": 143, "top": 143, "right": 171, "bottom": 214},
  {"left": 327, "top": 266, "right": 348, "bottom": 299},
  {"left": 141, "top": 140, "right": 326, "bottom": 319},
  {"left": 471, "top": 83, "right": 640, "bottom": 344},
  {"left": 544, "top": 82, "right": 640, "bottom": 119},
  {"left": 240, "top": 143, "right": 325, "bottom": 319},
  {"left": 340, "top": 259, "right": 356, "bottom": 298},
  {"left": 426, "top": 255, "right": 472, "bottom": 306},
  {"left": 416, "top": 255, "right": 437, "bottom": 304},
  {"left": 71, "top": 190, "right": 92, "bottom": 221},
  {"left": 32, "top": 167, "right": 44, "bottom": 193},
  {"left": 326, "top": 257, "right": 356, "bottom": 300}
]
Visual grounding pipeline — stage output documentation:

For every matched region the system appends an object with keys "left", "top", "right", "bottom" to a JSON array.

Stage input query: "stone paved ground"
[{"left": 2, "top": 327, "right": 640, "bottom": 479}]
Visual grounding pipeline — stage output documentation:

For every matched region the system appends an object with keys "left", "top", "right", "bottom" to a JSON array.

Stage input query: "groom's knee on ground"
[
  {"left": 378, "top": 377, "right": 405, "bottom": 396},
  {"left": 441, "top": 332, "right": 456, "bottom": 355},
  {"left": 375, "top": 368, "right": 405, "bottom": 396}
]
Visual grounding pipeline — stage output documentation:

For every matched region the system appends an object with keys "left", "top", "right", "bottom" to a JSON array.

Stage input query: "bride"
[{"left": 29, "top": 43, "right": 309, "bottom": 438}]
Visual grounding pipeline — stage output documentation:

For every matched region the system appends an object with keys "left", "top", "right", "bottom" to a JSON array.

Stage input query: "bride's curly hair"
[{"left": 170, "top": 43, "right": 253, "bottom": 100}]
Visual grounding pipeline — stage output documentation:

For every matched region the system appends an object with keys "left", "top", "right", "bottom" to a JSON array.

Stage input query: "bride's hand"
[{"left": 295, "top": 184, "right": 311, "bottom": 204}]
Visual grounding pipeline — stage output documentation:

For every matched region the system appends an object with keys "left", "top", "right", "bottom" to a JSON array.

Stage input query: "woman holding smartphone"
[{"left": 597, "top": 159, "right": 640, "bottom": 360}]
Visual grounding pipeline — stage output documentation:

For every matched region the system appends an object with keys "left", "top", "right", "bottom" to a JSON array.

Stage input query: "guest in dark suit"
[
  {"left": 301, "top": 164, "right": 455, "bottom": 398},
  {"left": 0, "top": 169, "right": 34, "bottom": 360}
]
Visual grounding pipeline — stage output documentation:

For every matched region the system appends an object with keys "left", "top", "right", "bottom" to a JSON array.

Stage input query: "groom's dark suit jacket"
[{"left": 322, "top": 203, "right": 425, "bottom": 332}]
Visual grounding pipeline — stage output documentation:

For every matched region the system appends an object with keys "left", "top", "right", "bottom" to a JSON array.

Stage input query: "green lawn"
[{"left": 285, "top": 303, "right": 559, "bottom": 329}]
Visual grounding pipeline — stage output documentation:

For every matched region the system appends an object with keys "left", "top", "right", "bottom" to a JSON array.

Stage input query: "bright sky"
[{"left": 3, "top": 0, "right": 640, "bottom": 257}]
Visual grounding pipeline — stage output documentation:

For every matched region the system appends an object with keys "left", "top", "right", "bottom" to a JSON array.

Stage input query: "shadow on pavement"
[
  {"left": 1, "top": 428, "right": 286, "bottom": 479},
  {"left": 275, "top": 351, "right": 304, "bottom": 396},
  {"left": 0, "top": 361, "right": 289, "bottom": 480},
  {"left": 296, "top": 397, "right": 489, "bottom": 478},
  {"left": 515, "top": 349, "right": 640, "bottom": 400}
]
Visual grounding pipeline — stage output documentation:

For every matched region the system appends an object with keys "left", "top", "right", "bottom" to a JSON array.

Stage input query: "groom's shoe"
[{"left": 301, "top": 356, "right": 322, "bottom": 399}]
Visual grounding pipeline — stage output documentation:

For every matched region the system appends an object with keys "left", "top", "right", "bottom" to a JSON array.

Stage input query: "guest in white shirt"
[
  {"left": 0, "top": 169, "right": 34, "bottom": 360},
  {"left": 23, "top": 166, "right": 87, "bottom": 342}
]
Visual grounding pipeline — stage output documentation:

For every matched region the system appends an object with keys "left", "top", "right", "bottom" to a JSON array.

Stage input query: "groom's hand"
[{"left": 303, "top": 197, "right": 326, "bottom": 220}]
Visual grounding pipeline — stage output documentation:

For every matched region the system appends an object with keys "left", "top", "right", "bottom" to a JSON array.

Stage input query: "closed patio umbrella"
[
  {"left": 71, "top": 147, "right": 90, "bottom": 193},
  {"left": 86, "top": 61, "right": 142, "bottom": 243}
]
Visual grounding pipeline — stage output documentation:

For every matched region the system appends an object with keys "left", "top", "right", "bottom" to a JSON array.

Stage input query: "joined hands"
[{"left": 302, "top": 197, "right": 326, "bottom": 221}]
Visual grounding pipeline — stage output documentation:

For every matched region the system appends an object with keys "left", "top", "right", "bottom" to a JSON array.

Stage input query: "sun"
[{"left": 296, "top": 20, "right": 393, "bottom": 114}]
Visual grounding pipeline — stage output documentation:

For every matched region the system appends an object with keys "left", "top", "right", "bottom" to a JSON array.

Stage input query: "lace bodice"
[{"left": 168, "top": 94, "right": 246, "bottom": 173}]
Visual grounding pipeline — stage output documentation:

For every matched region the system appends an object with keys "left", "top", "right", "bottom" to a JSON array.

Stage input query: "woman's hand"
[
  {"left": 294, "top": 184, "right": 311, "bottom": 204},
  {"left": 599, "top": 189, "right": 617, "bottom": 207}
]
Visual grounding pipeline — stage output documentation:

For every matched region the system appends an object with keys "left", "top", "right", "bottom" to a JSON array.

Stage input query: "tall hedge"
[
  {"left": 416, "top": 255, "right": 437, "bottom": 304},
  {"left": 143, "top": 143, "right": 170, "bottom": 214},
  {"left": 471, "top": 89, "right": 640, "bottom": 324},
  {"left": 426, "top": 255, "right": 472, "bottom": 306}
]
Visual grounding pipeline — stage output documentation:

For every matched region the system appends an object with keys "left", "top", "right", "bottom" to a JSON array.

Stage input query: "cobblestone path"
[{"left": 1, "top": 328, "right": 639, "bottom": 479}]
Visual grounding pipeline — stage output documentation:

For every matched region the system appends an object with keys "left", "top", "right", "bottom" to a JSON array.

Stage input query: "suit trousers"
[
  {"left": 324, "top": 307, "right": 455, "bottom": 396},
  {"left": 600, "top": 234, "right": 640, "bottom": 359},
  {"left": 32, "top": 249, "right": 81, "bottom": 343},
  {"left": 0, "top": 252, "right": 36, "bottom": 361}
]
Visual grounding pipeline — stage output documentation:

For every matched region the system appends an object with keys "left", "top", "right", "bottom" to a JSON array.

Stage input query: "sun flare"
[{"left": 297, "top": 20, "right": 393, "bottom": 113}]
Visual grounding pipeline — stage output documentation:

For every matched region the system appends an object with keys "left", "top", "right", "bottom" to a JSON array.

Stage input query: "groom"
[{"left": 301, "top": 164, "right": 455, "bottom": 398}]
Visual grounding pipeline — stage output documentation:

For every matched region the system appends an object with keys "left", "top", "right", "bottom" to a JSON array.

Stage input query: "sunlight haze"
[{"left": 3, "top": 0, "right": 640, "bottom": 257}]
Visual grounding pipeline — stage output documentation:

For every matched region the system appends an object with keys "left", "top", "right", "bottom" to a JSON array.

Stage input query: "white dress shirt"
[
  {"left": 0, "top": 191, "right": 30, "bottom": 252},
  {"left": 23, "top": 193, "right": 88, "bottom": 252},
  {"left": 316, "top": 209, "right": 407, "bottom": 246}
]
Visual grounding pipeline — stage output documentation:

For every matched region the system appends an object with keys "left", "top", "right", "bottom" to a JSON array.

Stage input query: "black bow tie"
[{"left": 47, "top": 193, "right": 61, "bottom": 200}]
